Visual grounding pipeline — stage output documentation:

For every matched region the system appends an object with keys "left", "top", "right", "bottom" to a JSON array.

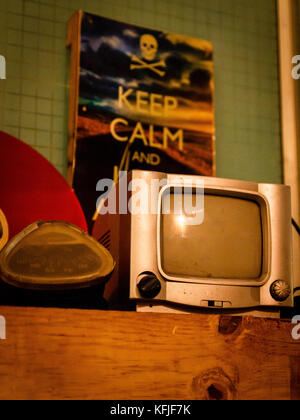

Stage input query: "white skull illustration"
[{"left": 140, "top": 34, "right": 158, "bottom": 62}]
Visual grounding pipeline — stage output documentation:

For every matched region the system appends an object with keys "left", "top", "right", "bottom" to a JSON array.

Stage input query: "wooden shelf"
[{"left": 0, "top": 306, "right": 299, "bottom": 400}]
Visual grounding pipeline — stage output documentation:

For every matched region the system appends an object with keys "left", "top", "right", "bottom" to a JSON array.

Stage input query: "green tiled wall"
[{"left": 0, "top": 0, "right": 282, "bottom": 183}]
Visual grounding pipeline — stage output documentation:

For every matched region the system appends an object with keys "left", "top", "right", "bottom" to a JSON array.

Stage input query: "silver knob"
[{"left": 270, "top": 280, "right": 291, "bottom": 302}]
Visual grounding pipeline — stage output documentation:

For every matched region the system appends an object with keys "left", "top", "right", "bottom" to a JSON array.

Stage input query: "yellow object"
[
  {"left": 0, "top": 221, "right": 115, "bottom": 290},
  {"left": 0, "top": 209, "right": 9, "bottom": 252}
]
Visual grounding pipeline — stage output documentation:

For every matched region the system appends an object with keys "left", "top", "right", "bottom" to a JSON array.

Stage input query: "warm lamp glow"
[{"left": 176, "top": 215, "right": 186, "bottom": 227}]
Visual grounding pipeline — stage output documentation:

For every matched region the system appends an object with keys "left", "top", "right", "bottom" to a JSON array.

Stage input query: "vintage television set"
[{"left": 92, "top": 170, "right": 294, "bottom": 315}]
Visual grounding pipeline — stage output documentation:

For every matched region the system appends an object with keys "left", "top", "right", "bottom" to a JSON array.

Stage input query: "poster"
[{"left": 68, "top": 12, "right": 215, "bottom": 229}]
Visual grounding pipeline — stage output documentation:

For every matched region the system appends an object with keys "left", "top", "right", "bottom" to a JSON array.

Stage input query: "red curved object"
[{"left": 0, "top": 131, "right": 87, "bottom": 239}]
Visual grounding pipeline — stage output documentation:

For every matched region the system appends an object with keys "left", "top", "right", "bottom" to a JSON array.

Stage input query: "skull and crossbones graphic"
[{"left": 130, "top": 34, "right": 166, "bottom": 77}]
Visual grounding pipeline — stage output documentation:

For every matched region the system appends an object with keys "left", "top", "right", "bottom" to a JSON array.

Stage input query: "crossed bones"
[{"left": 130, "top": 55, "right": 166, "bottom": 77}]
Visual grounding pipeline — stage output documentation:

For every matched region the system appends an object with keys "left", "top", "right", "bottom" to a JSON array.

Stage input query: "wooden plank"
[
  {"left": 290, "top": 356, "right": 300, "bottom": 400},
  {"left": 66, "top": 11, "right": 83, "bottom": 186},
  {"left": 0, "top": 307, "right": 299, "bottom": 400}
]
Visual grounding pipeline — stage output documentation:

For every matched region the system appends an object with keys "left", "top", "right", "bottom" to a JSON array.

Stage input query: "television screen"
[{"left": 160, "top": 193, "right": 263, "bottom": 280}]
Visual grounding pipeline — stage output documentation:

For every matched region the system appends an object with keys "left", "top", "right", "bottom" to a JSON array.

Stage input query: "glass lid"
[{"left": 0, "top": 221, "right": 115, "bottom": 290}]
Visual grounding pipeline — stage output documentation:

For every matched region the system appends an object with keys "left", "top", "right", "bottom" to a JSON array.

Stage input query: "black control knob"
[{"left": 137, "top": 274, "right": 161, "bottom": 299}]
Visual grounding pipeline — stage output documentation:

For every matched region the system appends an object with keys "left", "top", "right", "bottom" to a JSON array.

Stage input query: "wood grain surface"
[{"left": 0, "top": 306, "right": 299, "bottom": 400}]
